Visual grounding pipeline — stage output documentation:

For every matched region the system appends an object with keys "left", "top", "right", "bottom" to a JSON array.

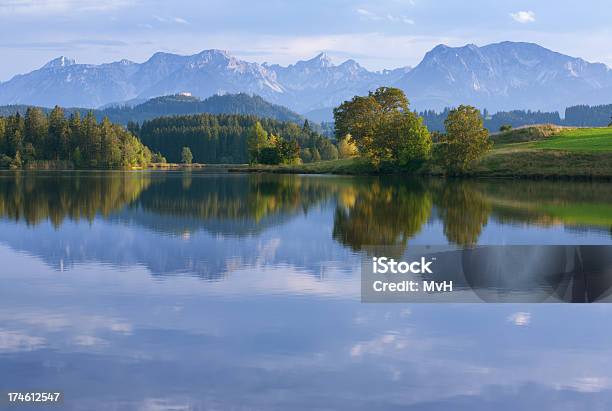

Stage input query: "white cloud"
[
  {"left": 565, "top": 377, "right": 609, "bottom": 393},
  {"left": 350, "top": 332, "right": 408, "bottom": 358},
  {"left": 153, "top": 15, "right": 189, "bottom": 25},
  {"left": 510, "top": 10, "right": 536, "bottom": 24},
  {"left": 0, "top": 329, "right": 46, "bottom": 353},
  {"left": 357, "top": 8, "right": 382, "bottom": 21},
  {"left": 73, "top": 335, "right": 108, "bottom": 347},
  {"left": 507, "top": 312, "right": 531, "bottom": 326},
  {"left": 0, "top": 0, "right": 133, "bottom": 14},
  {"left": 357, "top": 8, "right": 414, "bottom": 24}
]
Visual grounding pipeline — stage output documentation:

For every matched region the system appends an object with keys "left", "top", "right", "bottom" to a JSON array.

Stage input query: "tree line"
[
  {"left": 420, "top": 104, "right": 612, "bottom": 132},
  {"left": 0, "top": 107, "right": 152, "bottom": 169}
]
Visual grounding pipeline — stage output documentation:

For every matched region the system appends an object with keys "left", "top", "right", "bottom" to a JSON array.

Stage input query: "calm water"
[{"left": 1, "top": 171, "right": 612, "bottom": 410}]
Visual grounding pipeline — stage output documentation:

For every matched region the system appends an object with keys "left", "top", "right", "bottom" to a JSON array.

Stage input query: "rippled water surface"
[{"left": 1, "top": 171, "right": 611, "bottom": 410}]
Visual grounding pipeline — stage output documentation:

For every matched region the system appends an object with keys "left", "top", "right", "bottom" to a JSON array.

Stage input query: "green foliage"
[
  {"left": 0, "top": 106, "right": 151, "bottom": 169},
  {"left": 248, "top": 129, "right": 300, "bottom": 166},
  {"left": 499, "top": 124, "right": 512, "bottom": 132},
  {"left": 258, "top": 147, "right": 281, "bottom": 165},
  {"left": 334, "top": 87, "right": 431, "bottom": 165},
  {"left": 436, "top": 105, "right": 492, "bottom": 174},
  {"left": 181, "top": 147, "right": 193, "bottom": 164}
]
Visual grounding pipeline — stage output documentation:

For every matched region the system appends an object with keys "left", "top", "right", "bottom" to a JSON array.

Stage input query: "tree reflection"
[
  {"left": 433, "top": 180, "right": 492, "bottom": 247},
  {"left": 332, "top": 177, "right": 432, "bottom": 250},
  {"left": 0, "top": 171, "right": 151, "bottom": 227}
]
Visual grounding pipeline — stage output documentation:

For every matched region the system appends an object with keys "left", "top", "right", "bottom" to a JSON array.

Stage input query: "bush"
[
  {"left": 499, "top": 124, "right": 512, "bottom": 132},
  {"left": 0, "top": 154, "right": 12, "bottom": 168},
  {"left": 258, "top": 147, "right": 281, "bottom": 165}
]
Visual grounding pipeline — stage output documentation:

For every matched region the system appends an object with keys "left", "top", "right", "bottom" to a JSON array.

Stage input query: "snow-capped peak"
[{"left": 42, "top": 56, "right": 76, "bottom": 69}]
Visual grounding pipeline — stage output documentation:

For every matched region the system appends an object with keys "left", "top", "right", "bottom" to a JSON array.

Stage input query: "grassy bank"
[{"left": 235, "top": 125, "right": 612, "bottom": 178}]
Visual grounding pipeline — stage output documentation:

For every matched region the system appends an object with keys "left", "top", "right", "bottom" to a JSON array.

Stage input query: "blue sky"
[{"left": 0, "top": 0, "right": 611, "bottom": 81}]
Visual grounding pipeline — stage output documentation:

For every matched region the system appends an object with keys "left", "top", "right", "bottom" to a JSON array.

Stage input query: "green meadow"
[{"left": 532, "top": 127, "right": 612, "bottom": 151}]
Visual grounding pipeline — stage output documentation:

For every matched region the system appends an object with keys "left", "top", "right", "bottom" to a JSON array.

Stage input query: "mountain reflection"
[{"left": 0, "top": 171, "right": 610, "bottom": 278}]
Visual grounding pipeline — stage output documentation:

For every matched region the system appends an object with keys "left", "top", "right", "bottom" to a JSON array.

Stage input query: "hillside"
[
  {"left": 491, "top": 125, "right": 612, "bottom": 150},
  {"left": 98, "top": 93, "right": 306, "bottom": 124}
]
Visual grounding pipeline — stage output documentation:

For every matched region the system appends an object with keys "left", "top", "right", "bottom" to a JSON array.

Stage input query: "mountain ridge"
[{"left": 1, "top": 41, "right": 611, "bottom": 115}]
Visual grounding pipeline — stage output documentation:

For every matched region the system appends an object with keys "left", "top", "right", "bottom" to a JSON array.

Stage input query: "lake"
[{"left": 1, "top": 171, "right": 611, "bottom": 410}]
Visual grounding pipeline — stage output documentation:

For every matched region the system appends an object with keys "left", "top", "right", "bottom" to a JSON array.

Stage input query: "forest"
[
  {"left": 0, "top": 106, "right": 152, "bottom": 169},
  {"left": 135, "top": 114, "right": 337, "bottom": 164}
]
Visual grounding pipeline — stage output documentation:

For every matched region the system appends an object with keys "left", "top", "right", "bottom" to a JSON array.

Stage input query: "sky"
[{"left": 0, "top": 0, "right": 611, "bottom": 81}]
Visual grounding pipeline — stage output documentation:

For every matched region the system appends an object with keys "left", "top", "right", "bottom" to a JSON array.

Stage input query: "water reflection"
[
  {"left": 0, "top": 171, "right": 151, "bottom": 226},
  {"left": 1, "top": 171, "right": 612, "bottom": 409}
]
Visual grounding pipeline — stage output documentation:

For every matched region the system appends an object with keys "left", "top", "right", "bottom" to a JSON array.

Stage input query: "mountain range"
[{"left": 1, "top": 41, "right": 611, "bottom": 121}]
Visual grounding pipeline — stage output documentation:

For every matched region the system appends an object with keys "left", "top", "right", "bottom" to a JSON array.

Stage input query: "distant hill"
[
  {"left": 98, "top": 93, "right": 306, "bottom": 124},
  {"left": 0, "top": 93, "right": 308, "bottom": 126}
]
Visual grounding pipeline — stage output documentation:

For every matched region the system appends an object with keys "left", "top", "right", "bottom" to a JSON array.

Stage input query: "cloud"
[
  {"left": 510, "top": 10, "right": 536, "bottom": 24},
  {"left": 153, "top": 15, "right": 190, "bottom": 25},
  {"left": 507, "top": 312, "right": 531, "bottom": 326},
  {"left": 350, "top": 332, "right": 409, "bottom": 358},
  {"left": 0, "top": 329, "right": 46, "bottom": 353},
  {"left": 357, "top": 8, "right": 414, "bottom": 24},
  {"left": 356, "top": 8, "right": 382, "bottom": 21},
  {"left": 73, "top": 335, "right": 108, "bottom": 347},
  {"left": 0, "top": 0, "right": 134, "bottom": 14}
]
